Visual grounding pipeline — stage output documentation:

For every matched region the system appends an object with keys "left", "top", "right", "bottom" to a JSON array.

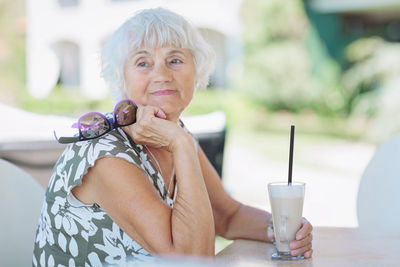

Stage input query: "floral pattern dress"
[{"left": 32, "top": 122, "right": 194, "bottom": 266}]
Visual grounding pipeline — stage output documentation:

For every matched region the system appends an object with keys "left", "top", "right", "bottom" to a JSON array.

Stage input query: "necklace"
[{"left": 144, "top": 145, "right": 175, "bottom": 196}]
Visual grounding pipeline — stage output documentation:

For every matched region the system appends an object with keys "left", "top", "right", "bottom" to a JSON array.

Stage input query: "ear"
[{"left": 194, "top": 77, "right": 199, "bottom": 89}]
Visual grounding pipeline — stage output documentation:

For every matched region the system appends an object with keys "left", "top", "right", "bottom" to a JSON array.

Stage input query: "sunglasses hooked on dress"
[{"left": 54, "top": 99, "right": 137, "bottom": 144}]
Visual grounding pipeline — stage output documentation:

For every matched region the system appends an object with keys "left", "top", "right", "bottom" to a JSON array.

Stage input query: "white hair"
[{"left": 101, "top": 8, "right": 216, "bottom": 102}]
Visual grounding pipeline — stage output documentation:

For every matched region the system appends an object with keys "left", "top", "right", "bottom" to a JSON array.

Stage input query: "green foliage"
[
  {"left": 18, "top": 85, "right": 113, "bottom": 116},
  {"left": 184, "top": 88, "right": 255, "bottom": 129},
  {"left": 239, "top": 0, "right": 345, "bottom": 115},
  {"left": 0, "top": 0, "right": 26, "bottom": 105},
  {"left": 342, "top": 37, "right": 400, "bottom": 115},
  {"left": 342, "top": 37, "right": 400, "bottom": 141},
  {"left": 241, "top": 0, "right": 307, "bottom": 47},
  {"left": 184, "top": 89, "right": 367, "bottom": 141}
]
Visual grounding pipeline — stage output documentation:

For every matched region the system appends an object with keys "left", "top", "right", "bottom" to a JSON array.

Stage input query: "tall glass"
[{"left": 268, "top": 182, "right": 305, "bottom": 260}]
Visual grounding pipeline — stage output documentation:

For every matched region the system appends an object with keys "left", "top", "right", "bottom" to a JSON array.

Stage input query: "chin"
[
  {"left": 164, "top": 107, "right": 186, "bottom": 121},
  {"left": 165, "top": 108, "right": 185, "bottom": 119},
  {"left": 155, "top": 99, "right": 185, "bottom": 113}
]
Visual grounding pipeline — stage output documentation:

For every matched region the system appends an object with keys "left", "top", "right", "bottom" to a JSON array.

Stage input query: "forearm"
[
  {"left": 223, "top": 203, "right": 272, "bottom": 242},
  {"left": 171, "top": 134, "right": 215, "bottom": 255}
]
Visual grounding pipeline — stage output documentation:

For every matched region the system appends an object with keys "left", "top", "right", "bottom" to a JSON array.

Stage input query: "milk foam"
[{"left": 269, "top": 184, "right": 304, "bottom": 198}]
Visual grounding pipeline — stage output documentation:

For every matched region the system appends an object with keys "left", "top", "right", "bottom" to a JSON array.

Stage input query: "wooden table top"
[{"left": 216, "top": 227, "right": 400, "bottom": 266}]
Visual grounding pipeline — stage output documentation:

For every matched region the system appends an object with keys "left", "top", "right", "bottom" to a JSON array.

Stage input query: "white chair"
[
  {"left": 0, "top": 159, "right": 44, "bottom": 267},
  {"left": 357, "top": 134, "right": 400, "bottom": 235}
]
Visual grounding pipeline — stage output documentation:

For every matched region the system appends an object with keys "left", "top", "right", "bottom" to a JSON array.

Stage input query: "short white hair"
[{"left": 101, "top": 8, "right": 216, "bottom": 102}]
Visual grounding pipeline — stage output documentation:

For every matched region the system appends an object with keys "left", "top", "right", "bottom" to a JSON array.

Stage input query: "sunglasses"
[{"left": 54, "top": 99, "right": 137, "bottom": 144}]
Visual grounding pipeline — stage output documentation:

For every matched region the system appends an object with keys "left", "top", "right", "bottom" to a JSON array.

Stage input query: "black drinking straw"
[{"left": 288, "top": 125, "right": 295, "bottom": 185}]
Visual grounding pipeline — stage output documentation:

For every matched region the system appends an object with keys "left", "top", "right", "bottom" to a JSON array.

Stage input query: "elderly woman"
[{"left": 32, "top": 8, "right": 313, "bottom": 266}]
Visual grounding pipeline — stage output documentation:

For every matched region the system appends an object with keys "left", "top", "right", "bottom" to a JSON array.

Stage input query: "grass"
[
  {"left": 230, "top": 110, "right": 372, "bottom": 160},
  {"left": 186, "top": 89, "right": 371, "bottom": 141},
  {"left": 184, "top": 88, "right": 255, "bottom": 130},
  {"left": 215, "top": 236, "right": 233, "bottom": 254},
  {"left": 16, "top": 85, "right": 114, "bottom": 116}
]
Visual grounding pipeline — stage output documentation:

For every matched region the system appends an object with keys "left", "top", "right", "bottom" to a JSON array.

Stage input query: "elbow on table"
[
  {"left": 170, "top": 243, "right": 215, "bottom": 257},
  {"left": 155, "top": 242, "right": 214, "bottom": 258},
  {"left": 168, "top": 228, "right": 216, "bottom": 256}
]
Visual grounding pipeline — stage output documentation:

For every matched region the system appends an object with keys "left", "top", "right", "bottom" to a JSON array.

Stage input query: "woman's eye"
[
  {"left": 137, "top": 62, "right": 149, "bottom": 67},
  {"left": 170, "top": 58, "right": 183, "bottom": 64}
]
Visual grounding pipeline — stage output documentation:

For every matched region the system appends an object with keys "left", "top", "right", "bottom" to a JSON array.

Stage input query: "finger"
[
  {"left": 133, "top": 106, "right": 166, "bottom": 138},
  {"left": 290, "top": 233, "right": 312, "bottom": 250},
  {"left": 291, "top": 243, "right": 312, "bottom": 257},
  {"left": 304, "top": 249, "right": 313, "bottom": 259},
  {"left": 155, "top": 109, "right": 167, "bottom": 119},
  {"left": 138, "top": 105, "right": 166, "bottom": 120},
  {"left": 135, "top": 105, "right": 145, "bottom": 121},
  {"left": 296, "top": 218, "right": 313, "bottom": 240}
]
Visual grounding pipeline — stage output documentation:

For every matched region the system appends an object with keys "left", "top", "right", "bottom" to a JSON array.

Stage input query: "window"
[
  {"left": 58, "top": 0, "right": 79, "bottom": 8},
  {"left": 111, "top": 0, "right": 135, "bottom": 2},
  {"left": 342, "top": 14, "right": 400, "bottom": 42}
]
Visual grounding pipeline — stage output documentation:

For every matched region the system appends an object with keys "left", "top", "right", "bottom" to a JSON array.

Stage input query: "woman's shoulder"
[
  {"left": 48, "top": 129, "right": 142, "bottom": 194},
  {"left": 68, "top": 128, "right": 135, "bottom": 153},
  {"left": 64, "top": 128, "right": 142, "bottom": 166}
]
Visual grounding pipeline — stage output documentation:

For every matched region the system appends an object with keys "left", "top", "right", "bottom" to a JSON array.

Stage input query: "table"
[{"left": 216, "top": 227, "right": 400, "bottom": 266}]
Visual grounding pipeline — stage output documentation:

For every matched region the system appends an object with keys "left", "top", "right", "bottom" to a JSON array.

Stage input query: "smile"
[{"left": 151, "top": 89, "right": 177, "bottom": 96}]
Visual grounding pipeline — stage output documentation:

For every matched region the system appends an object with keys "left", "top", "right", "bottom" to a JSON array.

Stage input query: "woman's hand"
[
  {"left": 125, "top": 105, "right": 187, "bottom": 152},
  {"left": 290, "top": 218, "right": 313, "bottom": 258}
]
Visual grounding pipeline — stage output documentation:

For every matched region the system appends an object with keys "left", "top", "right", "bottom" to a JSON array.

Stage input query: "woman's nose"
[{"left": 152, "top": 62, "right": 173, "bottom": 82}]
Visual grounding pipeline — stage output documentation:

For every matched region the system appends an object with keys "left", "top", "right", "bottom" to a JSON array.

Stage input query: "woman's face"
[{"left": 123, "top": 46, "right": 196, "bottom": 121}]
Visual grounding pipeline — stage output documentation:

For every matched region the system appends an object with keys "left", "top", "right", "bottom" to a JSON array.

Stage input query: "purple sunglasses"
[{"left": 54, "top": 99, "right": 137, "bottom": 144}]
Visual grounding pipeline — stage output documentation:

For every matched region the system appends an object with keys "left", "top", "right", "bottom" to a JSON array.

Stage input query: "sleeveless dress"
[{"left": 32, "top": 121, "right": 196, "bottom": 266}]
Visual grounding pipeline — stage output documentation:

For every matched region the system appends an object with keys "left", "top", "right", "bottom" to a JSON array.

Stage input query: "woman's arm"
[
  {"left": 198, "top": 147, "right": 313, "bottom": 258},
  {"left": 197, "top": 146, "right": 271, "bottom": 241},
  {"left": 74, "top": 106, "right": 215, "bottom": 256},
  {"left": 168, "top": 133, "right": 215, "bottom": 255}
]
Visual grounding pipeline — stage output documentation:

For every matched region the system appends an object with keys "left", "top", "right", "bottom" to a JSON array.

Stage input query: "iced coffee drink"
[{"left": 268, "top": 182, "right": 305, "bottom": 260}]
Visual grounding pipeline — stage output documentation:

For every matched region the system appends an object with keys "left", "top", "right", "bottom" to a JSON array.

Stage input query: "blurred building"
[
  {"left": 306, "top": 0, "right": 400, "bottom": 64},
  {"left": 26, "top": 0, "right": 243, "bottom": 99}
]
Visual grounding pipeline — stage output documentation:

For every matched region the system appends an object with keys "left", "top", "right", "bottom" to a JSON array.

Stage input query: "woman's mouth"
[{"left": 151, "top": 89, "right": 177, "bottom": 96}]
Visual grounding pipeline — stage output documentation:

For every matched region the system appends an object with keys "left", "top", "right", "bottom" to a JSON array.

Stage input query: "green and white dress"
[{"left": 32, "top": 123, "right": 192, "bottom": 266}]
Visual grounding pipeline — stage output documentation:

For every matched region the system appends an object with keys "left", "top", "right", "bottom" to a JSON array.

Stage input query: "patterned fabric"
[{"left": 32, "top": 121, "right": 194, "bottom": 266}]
